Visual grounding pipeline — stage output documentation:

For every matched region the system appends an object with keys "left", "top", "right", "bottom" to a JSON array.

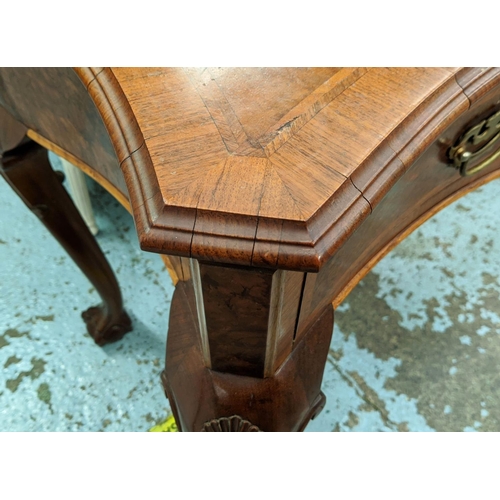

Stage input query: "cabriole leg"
[{"left": 0, "top": 140, "right": 131, "bottom": 345}]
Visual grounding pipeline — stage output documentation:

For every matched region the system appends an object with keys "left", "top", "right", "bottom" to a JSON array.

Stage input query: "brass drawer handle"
[{"left": 448, "top": 109, "right": 500, "bottom": 176}]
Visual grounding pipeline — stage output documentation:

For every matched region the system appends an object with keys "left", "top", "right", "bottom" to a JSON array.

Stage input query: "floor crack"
[{"left": 327, "top": 353, "right": 399, "bottom": 430}]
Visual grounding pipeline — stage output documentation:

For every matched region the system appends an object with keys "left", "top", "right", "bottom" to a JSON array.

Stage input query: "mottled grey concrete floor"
[{"left": 1, "top": 154, "right": 499, "bottom": 431}]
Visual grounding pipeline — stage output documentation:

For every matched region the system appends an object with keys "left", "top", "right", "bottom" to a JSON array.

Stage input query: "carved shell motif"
[{"left": 201, "top": 415, "right": 262, "bottom": 432}]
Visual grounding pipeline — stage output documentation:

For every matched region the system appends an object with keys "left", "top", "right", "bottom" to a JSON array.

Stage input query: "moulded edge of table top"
[{"left": 74, "top": 67, "right": 500, "bottom": 272}]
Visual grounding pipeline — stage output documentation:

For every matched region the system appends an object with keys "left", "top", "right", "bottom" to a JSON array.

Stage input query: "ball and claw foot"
[{"left": 82, "top": 305, "right": 132, "bottom": 346}]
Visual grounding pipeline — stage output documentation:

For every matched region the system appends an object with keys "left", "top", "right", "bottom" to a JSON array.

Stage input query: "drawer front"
[{"left": 298, "top": 80, "right": 500, "bottom": 334}]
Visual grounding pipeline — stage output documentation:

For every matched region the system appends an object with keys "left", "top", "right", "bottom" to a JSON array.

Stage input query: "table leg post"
[
  {"left": 60, "top": 157, "right": 99, "bottom": 236},
  {"left": 162, "top": 260, "right": 334, "bottom": 432},
  {"left": 0, "top": 140, "right": 131, "bottom": 345}
]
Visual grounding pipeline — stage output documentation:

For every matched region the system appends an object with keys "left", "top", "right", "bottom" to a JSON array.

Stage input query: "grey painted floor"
[{"left": 1, "top": 153, "right": 499, "bottom": 431}]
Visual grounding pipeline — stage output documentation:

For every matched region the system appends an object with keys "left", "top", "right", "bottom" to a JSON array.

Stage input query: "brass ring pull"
[{"left": 448, "top": 109, "right": 500, "bottom": 177}]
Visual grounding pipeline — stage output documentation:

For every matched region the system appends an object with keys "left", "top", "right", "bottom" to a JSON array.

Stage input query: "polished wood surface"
[
  {"left": 105, "top": 67, "right": 472, "bottom": 271},
  {"left": 2, "top": 67, "right": 500, "bottom": 431},
  {"left": 162, "top": 279, "right": 333, "bottom": 432},
  {"left": 0, "top": 68, "right": 127, "bottom": 195},
  {"left": 0, "top": 106, "right": 27, "bottom": 152},
  {"left": 298, "top": 72, "right": 500, "bottom": 336}
]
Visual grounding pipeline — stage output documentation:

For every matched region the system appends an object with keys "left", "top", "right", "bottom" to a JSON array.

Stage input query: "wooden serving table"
[{"left": 1, "top": 68, "right": 499, "bottom": 432}]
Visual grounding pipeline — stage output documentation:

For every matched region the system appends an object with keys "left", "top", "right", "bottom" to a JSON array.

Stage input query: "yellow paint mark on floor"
[{"left": 149, "top": 414, "right": 178, "bottom": 432}]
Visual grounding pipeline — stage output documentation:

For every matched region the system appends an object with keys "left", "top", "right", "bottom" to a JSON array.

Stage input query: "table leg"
[
  {"left": 60, "top": 157, "right": 99, "bottom": 236},
  {"left": 161, "top": 260, "right": 334, "bottom": 432},
  {"left": 0, "top": 140, "right": 131, "bottom": 345}
]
